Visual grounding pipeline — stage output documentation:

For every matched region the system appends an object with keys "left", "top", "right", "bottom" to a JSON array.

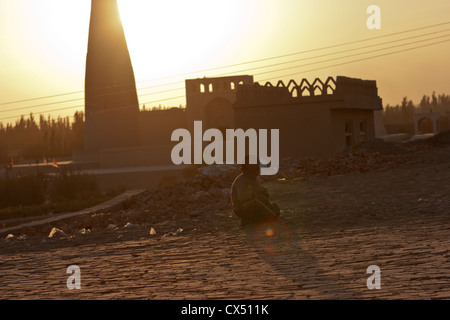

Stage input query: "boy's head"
[{"left": 241, "top": 155, "right": 260, "bottom": 178}]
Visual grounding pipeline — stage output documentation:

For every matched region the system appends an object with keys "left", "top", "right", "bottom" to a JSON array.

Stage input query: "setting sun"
[
  {"left": 118, "top": 0, "right": 251, "bottom": 78},
  {"left": 116, "top": 0, "right": 258, "bottom": 106}
]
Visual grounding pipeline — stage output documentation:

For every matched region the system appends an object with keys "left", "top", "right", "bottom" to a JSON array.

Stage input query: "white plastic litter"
[
  {"left": 48, "top": 227, "right": 68, "bottom": 238},
  {"left": 78, "top": 228, "right": 91, "bottom": 235}
]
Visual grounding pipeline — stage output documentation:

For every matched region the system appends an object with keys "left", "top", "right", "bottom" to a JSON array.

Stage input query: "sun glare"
[
  {"left": 27, "top": 0, "right": 90, "bottom": 75},
  {"left": 117, "top": 0, "right": 249, "bottom": 82}
]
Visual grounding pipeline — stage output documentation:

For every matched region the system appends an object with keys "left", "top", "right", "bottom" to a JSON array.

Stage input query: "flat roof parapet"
[{"left": 335, "top": 76, "right": 379, "bottom": 96}]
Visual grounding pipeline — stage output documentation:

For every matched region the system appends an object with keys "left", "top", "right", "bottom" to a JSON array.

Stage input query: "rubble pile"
[
  {"left": 274, "top": 139, "right": 427, "bottom": 181},
  {"left": 3, "top": 137, "right": 442, "bottom": 243},
  {"left": 1, "top": 165, "right": 240, "bottom": 241}
]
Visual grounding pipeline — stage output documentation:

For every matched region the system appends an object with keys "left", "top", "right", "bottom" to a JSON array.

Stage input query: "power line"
[
  {"left": 91, "top": 38, "right": 450, "bottom": 116},
  {"left": 96, "top": 20, "right": 450, "bottom": 85},
  {"left": 141, "top": 28, "right": 450, "bottom": 94},
  {"left": 0, "top": 94, "right": 187, "bottom": 122},
  {"left": 3, "top": 28, "right": 449, "bottom": 115},
  {"left": 1, "top": 20, "right": 449, "bottom": 107},
  {"left": 0, "top": 90, "right": 84, "bottom": 107},
  {"left": 1, "top": 29, "right": 449, "bottom": 122},
  {"left": 250, "top": 33, "right": 450, "bottom": 78},
  {"left": 258, "top": 39, "right": 450, "bottom": 83},
  {"left": 0, "top": 81, "right": 184, "bottom": 114},
  {"left": 2, "top": 37, "right": 449, "bottom": 122},
  {"left": 0, "top": 105, "right": 85, "bottom": 122}
]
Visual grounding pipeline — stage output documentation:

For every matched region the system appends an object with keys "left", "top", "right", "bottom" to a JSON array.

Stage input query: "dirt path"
[{"left": 1, "top": 146, "right": 449, "bottom": 299}]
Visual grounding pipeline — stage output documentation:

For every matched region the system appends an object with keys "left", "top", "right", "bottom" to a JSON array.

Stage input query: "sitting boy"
[{"left": 231, "top": 157, "right": 280, "bottom": 225}]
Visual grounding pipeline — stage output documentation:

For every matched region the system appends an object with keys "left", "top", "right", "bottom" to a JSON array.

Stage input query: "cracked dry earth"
[{"left": 1, "top": 146, "right": 449, "bottom": 300}]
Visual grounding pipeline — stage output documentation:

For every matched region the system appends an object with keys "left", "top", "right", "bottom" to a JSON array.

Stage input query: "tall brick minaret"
[{"left": 84, "top": 0, "right": 140, "bottom": 152}]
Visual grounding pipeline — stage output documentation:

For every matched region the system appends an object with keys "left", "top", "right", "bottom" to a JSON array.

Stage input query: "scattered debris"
[
  {"left": 161, "top": 228, "right": 184, "bottom": 239},
  {"left": 17, "top": 234, "right": 28, "bottom": 240},
  {"left": 5, "top": 234, "right": 14, "bottom": 240},
  {"left": 124, "top": 222, "right": 139, "bottom": 229},
  {"left": 4, "top": 138, "right": 441, "bottom": 242},
  {"left": 48, "top": 227, "right": 68, "bottom": 238},
  {"left": 107, "top": 224, "right": 117, "bottom": 230},
  {"left": 78, "top": 228, "right": 91, "bottom": 235}
]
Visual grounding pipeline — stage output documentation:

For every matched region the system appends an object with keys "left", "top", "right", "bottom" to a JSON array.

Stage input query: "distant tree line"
[
  {"left": 383, "top": 92, "right": 450, "bottom": 124},
  {"left": 0, "top": 111, "right": 84, "bottom": 164},
  {"left": 1, "top": 94, "right": 448, "bottom": 164},
  {"left": 0, "top": 106, "right": 183, "bottom": 164},
  {"left": 141, "top": 104, "right": 185, "bottom": 111}
]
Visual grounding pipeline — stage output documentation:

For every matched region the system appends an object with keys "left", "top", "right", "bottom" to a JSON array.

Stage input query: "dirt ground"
[{"left": 0, "top": 141, "right": 449, "bottom": 300}]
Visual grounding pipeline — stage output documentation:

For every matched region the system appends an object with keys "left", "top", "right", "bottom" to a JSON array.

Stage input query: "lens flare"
[
  {"left": 248, "top": 220, "right": 292, "bottom": 255},
  {"left": 265, "top": 228, "right": 274, "bottom": 237}
]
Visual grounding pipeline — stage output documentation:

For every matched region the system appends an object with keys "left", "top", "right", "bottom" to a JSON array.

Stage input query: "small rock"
[
  {"left": 107, "top": 224, "right": 117, "bottom": 230},
  {"left": 124, "top": 222, "right": 138, "bottom": 228},
  {"left": 149, "top": 228, "right": 157, "bottom": 235},
  {"left": 18, "top": 234, "right": 28, "bottom": 240}
]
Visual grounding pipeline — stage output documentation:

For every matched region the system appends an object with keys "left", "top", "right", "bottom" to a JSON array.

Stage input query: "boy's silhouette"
[{"left": 231, "top": 156, "right": 280, "bottom": 225}]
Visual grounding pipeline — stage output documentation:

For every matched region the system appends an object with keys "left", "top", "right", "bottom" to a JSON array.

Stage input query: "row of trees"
[
  {"left": 383, "top": 92, "right": 450, "bottom": 124},
  {"left": 0, "top": 111, "right": 84, "bottom": 164},
  {"left": 0, "top": 105, "right": 181, "bottom": 164},
  {"left": 0, "top": 93, "right": 448, "bottom": 163}
]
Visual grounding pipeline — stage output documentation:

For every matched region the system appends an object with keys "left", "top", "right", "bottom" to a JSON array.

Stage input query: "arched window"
[
  {"left": 200, "top": 83, "right": 206, "bottom": 93},
  {"left": 301, "top": 86, "right": 310, "bottom": 97},
  {"left": 313, "top": 86, "right": 322, "bottom": 96}
]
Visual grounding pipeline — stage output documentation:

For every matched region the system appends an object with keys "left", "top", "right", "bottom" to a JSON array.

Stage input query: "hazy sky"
[{"left": 0, "top": 0, "right": 449, "bottom": 124}]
